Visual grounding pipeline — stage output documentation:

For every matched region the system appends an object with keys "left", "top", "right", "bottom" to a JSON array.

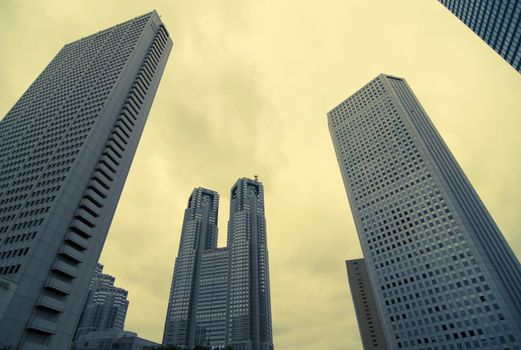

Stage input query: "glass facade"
[
  {"left": 329, "top": 74, "right": 521, "bottom": 350},
  {"left": 439, "top": 0, "right": 521, "bottom": 72}
]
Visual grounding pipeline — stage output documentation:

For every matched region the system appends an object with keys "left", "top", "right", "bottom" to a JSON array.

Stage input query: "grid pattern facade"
[
  {"left": 438, "top": 0, "right": 521, "bottom": 72},
  {"left": 74, "top": 264, "right": 129, "bottom": 339},
  {"left": 163, "top": 179, "right": 274, "bottom": 350},
  {"left": 195, "top": 248, "right": 229, "bottom": 346},
  {"left": 227, "top": 179, "right": 273, "bottom": 350},
  {"left": 163, "top": 188, "right": 221, "bottom": 347},
  {"left": 0, "top": 11, "right": 172, "bottom": 349},
  {"left": 346, "top": 259, "right": 388, "bottom": 350},
  {"left": 328, "top": 74, "right": 521, "bottom": 350}
]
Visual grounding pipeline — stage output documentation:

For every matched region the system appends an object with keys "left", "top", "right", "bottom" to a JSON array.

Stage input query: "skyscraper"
[
  {"left": 438, "top": 0, "right": 521, "bottom": 73},
  {"left": 346, "top": 259, "right": 388, "bottom": 350},
  {"left": 0, "top": 11, "right": 172, "bottom": 349},
  {"left": 163, "top": 178, "right": 273, "bottom": 350},
  {"left": 74, "top": 264, "right": 129, "bottom": 339},
  {"left": 227, "top": 178, "right": 272, "bottom": 350},
  {"left": 163, "top": 187, "right": 226, "bottom": 347},
  {"left": 328, "top": 74, "right": 521, "bottom": 349}
]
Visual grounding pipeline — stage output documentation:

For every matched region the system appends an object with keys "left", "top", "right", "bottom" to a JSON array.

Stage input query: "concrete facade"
[
  {"left": 163, "top": 178, "right": 274, "bottom": 350},
  {"left": 0, "top": 11, "right": 172, "bottom": 349},
  {"left": 71, "top": 330, "right": 158, "bottom": 350},
  {"left": 329, "top": 74, "right": 521, "bottom": 349},
  {"left": 346, "top": 259, "right": 389, "bottom": 350},
  {"left": 74, "top": 264, "right": 129, "bottom": 339}
]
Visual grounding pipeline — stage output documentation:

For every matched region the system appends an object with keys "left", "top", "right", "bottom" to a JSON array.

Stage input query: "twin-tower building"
[{"left": 163, "top": 179, "right": 274, "bottom": 350}]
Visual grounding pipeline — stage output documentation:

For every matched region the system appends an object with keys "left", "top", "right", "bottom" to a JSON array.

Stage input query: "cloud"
[{"left": 0, "top": 1, "right": 520, "bottom": 349}]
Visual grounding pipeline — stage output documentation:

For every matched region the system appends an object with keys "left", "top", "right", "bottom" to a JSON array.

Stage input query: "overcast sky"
[{"left": 1, "top": 1, "right": 520, "bottom": 348}]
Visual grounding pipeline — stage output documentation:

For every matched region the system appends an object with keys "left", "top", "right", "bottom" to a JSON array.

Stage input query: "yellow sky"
[{"left": 1, "top": 1, "right": 520, "bottom": 348}]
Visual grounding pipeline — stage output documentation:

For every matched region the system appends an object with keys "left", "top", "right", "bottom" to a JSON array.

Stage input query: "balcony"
[
  {"left": 65, "top": 231, "right": 88, "bottom": 250},
  {"left": 45, "top": 275, "right": 72, "bottom": 295},
  {"left": 26, "top": 317, "right": 57, "bottom": 335},
  {"left": 59, "top": 244, "right": 83, "bottom": 263},
  {"left": 70, "top": 218, "right": 93, "bottom": 238},
  {"left": 52, "top": 260, "right": 78, "bottom": 279},
  {"left": 37, "top": 294, "right": 65, "bottom": 313}
]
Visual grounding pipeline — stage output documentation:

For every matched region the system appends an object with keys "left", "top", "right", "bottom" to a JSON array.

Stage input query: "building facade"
[
  {"left": 71, "top": 330, "right": 159, "bottom": 350},
  {"left": 0, "top": 11, "right": 172, "bottom": 349},
  {"left": 163, "top": 178, "right": 273, "bottom": 350},
  {"left": 328, "top": 74, "right": 521, "bottom": 349},
  {"left": 163, "top": 187, "right": 224, "bottom": 347},
  {"left": 74, "top": 264, "right": 129, "bottom": 339},
  {"left": 438, "top": 0, "right": 521, "bottom": 72},
  {"left": 346, "top": 259, "right": 388, "bottom": 350}
]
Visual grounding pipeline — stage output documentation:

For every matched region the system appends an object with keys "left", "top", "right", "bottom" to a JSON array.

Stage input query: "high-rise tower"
[
  {"left": 0, "top": 11, "right": 172, "bottom": 349},
  {"left": 438, "top": 0, "right": 521, "bottom": 73},
  {"left": 74, "top": 263, "right": 129, "bottom": 339},
  {"left": 162, "top": 187, "right": 225, "bottom": 347},
  {"left": 346, "top": 259, "right": 388, "bottom": 350},
  {"left": 163, "top": 178, "right": 273, "bottom": 350},
  {"left": 227, "top": 178, "right": 272, "bottom": 350},
  {"left": 328, "top": 74, "right": 521, "bottom": 349}
]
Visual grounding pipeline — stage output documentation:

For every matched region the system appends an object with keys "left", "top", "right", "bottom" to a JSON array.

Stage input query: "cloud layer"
[{"left": 1, "top": 1, "right": 520, "bottom": 348}]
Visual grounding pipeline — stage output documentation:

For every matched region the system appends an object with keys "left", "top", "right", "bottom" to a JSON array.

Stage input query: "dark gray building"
[
  {"left": 0, "top": 11, "right": 172, "bottom": 349},
  {"left": 71, "top": 330, "right": 158, "bottom": 350},
  {"left": 329, "top": 74, "right": 521, "bottom": 349},
  {"left": 74, "top": 264, "right": 129, "bottom": 339},
  {"left": 163, "top": 178, "right": 273, "bottom": 350},
  {"left": 438, "top": 0, "right": 521, "bottom": 72},
  {"left": 227, "top": 178, "right": 272, "bottom": 350},
  {"left": 346, "top": 259, "right": 388, "bottom": 350},
  {"left": 162, "top": 187, "right": 226, "bottom": 347}
]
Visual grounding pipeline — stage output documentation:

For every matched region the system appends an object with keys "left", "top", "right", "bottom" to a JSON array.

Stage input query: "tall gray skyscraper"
[
  {"left": 438, "top": 0, "right": 521, "bottom": 72},
  {"left": 163, "top": 178, "right": 273, "bottom": 350},
  {"left": 346, "top": 259, "right": 388, "bottom": 350},
  {"left": 0, "top": 11, "right": 172, "bottom": 349},
  {"left": 163, "top": 187, "right": 226, "bottom": 347},
  {"left": 74, "top": 264, "right": 129, "bottom": 339},
  {"left": 328, "top": 74, "right": 521, "bottom": 349}
]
